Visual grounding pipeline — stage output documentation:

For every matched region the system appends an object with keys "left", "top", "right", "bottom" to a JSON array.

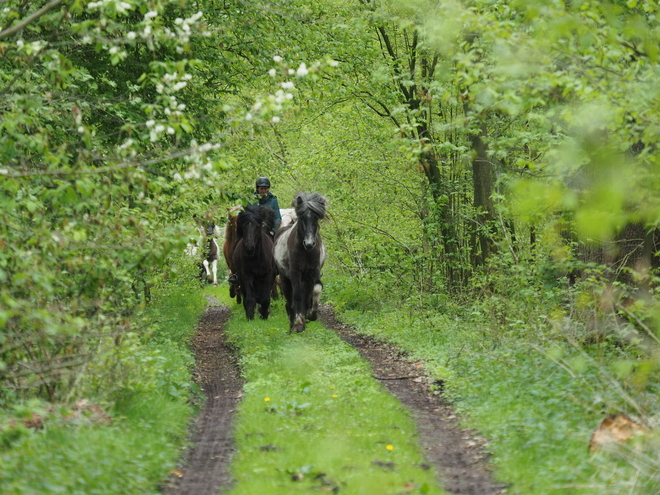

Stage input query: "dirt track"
[
  {"left": 163, "top": 302, "right": 242, "bottom": 495},
  {"left": 164, "top": 302, "right": 506, "bottom": 494}
]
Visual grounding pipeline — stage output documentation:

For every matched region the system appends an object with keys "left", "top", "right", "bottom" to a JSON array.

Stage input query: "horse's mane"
[
  {"left": 293, "top": 192, "right": 327, "bottom": 219},
  {"left": 237, "top": 204, "right": 275, "bottom": 234}
]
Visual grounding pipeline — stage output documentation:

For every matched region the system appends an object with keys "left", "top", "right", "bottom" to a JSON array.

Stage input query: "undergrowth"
[
  {"left": 217, "top": 287, "right": 445, "bottom": 495},
  {"left": 323, "top": 268, "right": 660, "bottom": 495},
  {"left": 0, "top": 277, "right": 206, "bottom": 494}
]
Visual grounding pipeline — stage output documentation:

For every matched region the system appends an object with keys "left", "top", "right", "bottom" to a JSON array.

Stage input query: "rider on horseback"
[
  {"left": 254, "top": 177, "right": 282, "bottom": 237},
  {"left": 227, "top": 177, "right": 281, "bottom": 288}
]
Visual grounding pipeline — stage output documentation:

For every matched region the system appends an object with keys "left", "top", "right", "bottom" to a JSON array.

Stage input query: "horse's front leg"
[
  {"left": 202, "top": 259, "right": 211, "bottom": 281},
  {"left": 211, "top": 259, "right": 218, "bottom": 286},
  {"left": 256, "top": 276, "right": 272, "bottom": 320},
  {"left": 308, "top": 275, "right": 323, "bottom": 321},
  {"left": 242, "top": 276, "right": 256, "bottom": 320},
  {"left": 290, "top": 273, "right": 307, "bottom": 333}
]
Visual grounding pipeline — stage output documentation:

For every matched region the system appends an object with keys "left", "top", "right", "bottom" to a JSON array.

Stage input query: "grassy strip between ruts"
[
  {"left": 322, "top": 275, "right": 660, "bottom": 495},
  {"left": 0, "top": 282, "right": 206, "bottom": 495},
  {"left": 216, "top": 286, "right": 445, "bottom": 495}
]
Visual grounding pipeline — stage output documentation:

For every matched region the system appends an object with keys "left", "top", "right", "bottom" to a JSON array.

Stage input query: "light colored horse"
[
  {"left": 280, "top": 208, "right": 297, "bottom": 228},
  {"left": 196, "top": 221, "right": 220, "bottom": 287}
]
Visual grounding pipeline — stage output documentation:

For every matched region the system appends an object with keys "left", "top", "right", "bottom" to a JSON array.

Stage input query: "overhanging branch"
[{"left": 0, "top": 0, "right": 65, "bottom": 41}]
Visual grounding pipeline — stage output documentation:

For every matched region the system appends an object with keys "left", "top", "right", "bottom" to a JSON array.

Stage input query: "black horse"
[
  {"left": 232, "top": 204, "right": 277, "bottom": 320},
  {"left": 274, "top": 192, "right": 328, "bottom": 333}
]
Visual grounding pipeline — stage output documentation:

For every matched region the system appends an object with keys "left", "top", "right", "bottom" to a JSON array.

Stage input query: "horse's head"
[
  {"left": 238, "top": 204, "right": 264, "bottom": 256},
  {"left": 293, "top": 192, "right": 328, "bottom": 251}
]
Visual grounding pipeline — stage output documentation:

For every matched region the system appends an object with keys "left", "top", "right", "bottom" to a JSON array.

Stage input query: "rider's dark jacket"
[{"left": 254, "top": 191, "right": 282, "bottom": 231}]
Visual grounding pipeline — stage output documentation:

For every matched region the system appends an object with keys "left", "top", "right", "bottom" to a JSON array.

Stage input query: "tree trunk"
[{"left": 469, "top": 121, "right": 495, "bottom": 267}]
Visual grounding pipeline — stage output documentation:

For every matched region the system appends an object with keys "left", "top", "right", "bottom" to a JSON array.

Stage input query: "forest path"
[
  {"left": 163, "top": 298, "right": 243, "bottom": 495},
  {"left": 164, "top": 300, "right": 506, "bottom": 495},
  {"left": 318, "top": 306, "right": 507, "bottom": 495}
]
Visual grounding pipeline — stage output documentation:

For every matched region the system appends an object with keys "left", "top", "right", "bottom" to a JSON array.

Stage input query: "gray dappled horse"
[{"left": 274, "top": 192, "right": 327, "bottom": 333}]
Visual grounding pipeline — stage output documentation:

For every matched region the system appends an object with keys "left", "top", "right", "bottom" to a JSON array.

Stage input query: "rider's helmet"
[{"left": 255, "top": 177, "right": 271, "bottom": 189}]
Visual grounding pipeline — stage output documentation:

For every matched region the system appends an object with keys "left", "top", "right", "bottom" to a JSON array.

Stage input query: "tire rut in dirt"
[
  {"left": 319, "top": 305, "right": 507, "bottom": 495},
  {"left": 163, "top": 303, "right": 243, "bottom": 495}
]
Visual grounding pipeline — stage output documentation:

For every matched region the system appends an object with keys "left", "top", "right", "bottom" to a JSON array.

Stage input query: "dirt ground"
[
  {"left": 318, "top": 306, "right": 508, "bottom": 495},
  {"left": 164, "top": 301, "right": 507, "bottom": 495},
  {"left": 163, "top": 300, "right": 243, "bottom": 495}
]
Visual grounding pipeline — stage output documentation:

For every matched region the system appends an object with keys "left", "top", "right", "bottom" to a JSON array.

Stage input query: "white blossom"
[
  {"left": 117, "top": 2, "right": 132, "bottom": 14},
  {"left": 268, "top": 68, "right": 277, "bottom": 77},
  {"left": 245, "top": 113, "right": 253, "bottom": 121},
  {"left": 146, "top": 120, "right": 155, "bottom": 128},
  {"left": 145, "top": 11, "right": 158, "bottom": 20},
  {"left": 273, "top": 55, "right": 282, "bottom": 63},
  {"left": 272, "top": 116, "right": 280, "bottom": 123},
  {"left": 281, "top": 81, "right": 295, "bottom": 89},
  {"left": 296, "top": 63, "right": 308, "bottom": 76}
]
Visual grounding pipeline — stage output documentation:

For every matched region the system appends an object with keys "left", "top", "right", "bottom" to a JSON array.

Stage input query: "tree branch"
[
  {"left": 0, "top": 144, "right": 218, "bottom": 177},
  {"left": 0, "top": 0, "right": 65, "bottom": 41}
]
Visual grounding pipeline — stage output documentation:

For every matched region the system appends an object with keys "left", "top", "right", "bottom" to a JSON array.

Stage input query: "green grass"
[
  {"left": 0, "top": 281, "right": 207, "bottom": 495},
  {"left": 218, "top": 287, "right": 445, "bottom": 495},
  {"left": 322, "top": 274, "right": 660, "bottom": 494}
]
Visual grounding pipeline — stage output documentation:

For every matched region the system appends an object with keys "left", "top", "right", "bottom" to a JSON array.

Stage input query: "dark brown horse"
[
  {"left": 274, "top": 192, "right": 327, "bottom": 333},
  {"left": 232, "top": 204, "right": 277, "bottom": 320}
]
